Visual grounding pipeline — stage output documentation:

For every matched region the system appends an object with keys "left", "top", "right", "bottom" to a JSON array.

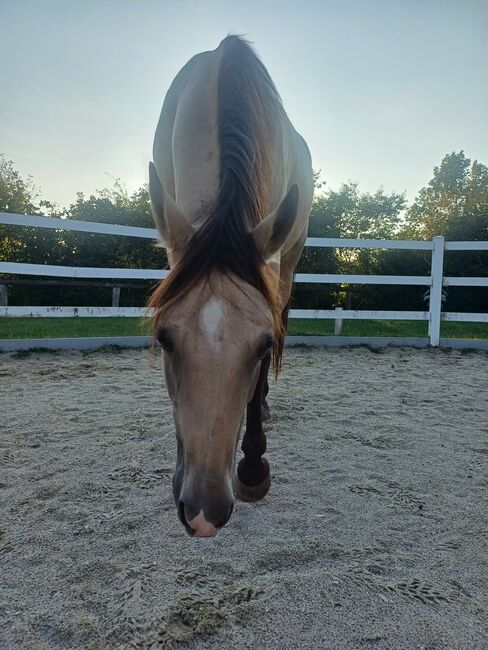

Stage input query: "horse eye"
[
  {"left": 157, "top": 329, "right": 173, "bottom": 353},
  {"left": 257, "top": 334, "right": 274, "bottom": 358}
]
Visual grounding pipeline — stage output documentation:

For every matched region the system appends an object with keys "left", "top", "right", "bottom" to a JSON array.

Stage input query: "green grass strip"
[{"left": 1, "top": 317, "right": 487, "bottom": 340}]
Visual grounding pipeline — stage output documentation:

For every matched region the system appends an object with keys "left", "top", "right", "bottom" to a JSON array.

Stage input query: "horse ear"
[
  {"left": 148, "top": 162, "right": 194, "bottom": 252},
  {"left": 251, "top": 185, "right": 299, "bottom": 260}
]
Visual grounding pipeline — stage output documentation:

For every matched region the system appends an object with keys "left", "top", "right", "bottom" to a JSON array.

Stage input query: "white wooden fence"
[{"left": 1, "top": 212, "right": 487, "bottom": 347}]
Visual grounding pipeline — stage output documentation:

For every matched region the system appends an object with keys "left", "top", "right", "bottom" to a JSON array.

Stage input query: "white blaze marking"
[{"left": 201, "top": 298, "right": 224, "bottom": 346}]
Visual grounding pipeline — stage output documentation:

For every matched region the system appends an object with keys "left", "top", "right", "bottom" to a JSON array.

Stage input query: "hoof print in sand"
[
  {"left": 343, "top": 568, "right": 466, "bottom": 606},
  {"left": 349, "top": 480, "right": 425, "bottom": 513},
  {"left": 109, "top": 464, "right": 170, "bottom": 490},
  {"left": 0, "top": 528, "right": 13, "bottom": 557},
  {"left": 0, "top": 449, "right": 14, "bottom": 465},
  {"left": 105, "top": 563, "right": 158, "bottom": 647}
]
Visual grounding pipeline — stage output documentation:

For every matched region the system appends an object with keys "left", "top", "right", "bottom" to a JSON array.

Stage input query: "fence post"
[
  {"left": 428, "top": 236, "right": 445, "bottom": 346},
  {"left": 112, "top": 287, "right": 121, "bottom": 307},
  {"left": 334, "top": 307, "right": 343, "bottom": 336},
  {"left": 0, "top": 284, "right": 7, "bottom": 306}
]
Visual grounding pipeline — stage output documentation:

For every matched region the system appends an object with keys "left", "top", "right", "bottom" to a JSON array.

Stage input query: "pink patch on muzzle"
[{"left": 187, "top": 510, "right": 219, "bottom": 537}]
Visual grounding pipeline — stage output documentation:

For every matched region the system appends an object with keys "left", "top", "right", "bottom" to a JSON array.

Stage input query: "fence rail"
[
  {"left": 1, "top": 212, "right": 487, "bottom": 346},
  {"left": 2, "top": 306, "right": 484, "bottom": 324}
]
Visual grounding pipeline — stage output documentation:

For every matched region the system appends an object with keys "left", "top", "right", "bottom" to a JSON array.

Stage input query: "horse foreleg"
[
  {"left": 235, "top": 355, "right": 271, "bottom": 502},
  {"left": 261, "top": 366, "right": 270, "bottom": 421},
  {"left": 261, "top": 293, "right": 291, "bottom": 420}
]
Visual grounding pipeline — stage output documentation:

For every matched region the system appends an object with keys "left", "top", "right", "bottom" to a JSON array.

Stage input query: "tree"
[
  {"left": 2, "top": 152, "right": 485, "bottom": 312},
  {"left": 402, "top": 151, "right": 488, "bottom": 311},
  {"left": 403, "top": 151, "right": 488, "bottom": 241},
  {"left": 295, "top": 182, "right": 406, "bottom": 309},
  {"left": 60, "top": 181, "right": 164, "bottom": 270},
  {"left": 0, "top": 155, "right": 40, "bottom": 214},
  {"left": 0, "top": 158, "right": 166, "bottom": 307},
  {"left": 0, "top": 155, "right": 46, "bottom": 263}
]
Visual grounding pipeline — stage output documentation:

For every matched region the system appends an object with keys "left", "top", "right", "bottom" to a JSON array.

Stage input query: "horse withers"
[{"left": 148, "top": 36, "right": 313, "bottom": 537}]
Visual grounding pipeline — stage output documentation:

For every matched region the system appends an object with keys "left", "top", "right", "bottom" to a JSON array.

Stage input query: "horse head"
[{"left": 148, "top": 163, "right": 299, "bottom": 536}]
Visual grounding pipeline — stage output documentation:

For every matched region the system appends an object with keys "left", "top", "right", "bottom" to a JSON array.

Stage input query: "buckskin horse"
[{"left": 148, "top": 36, "right": 313, "bottom": 537}]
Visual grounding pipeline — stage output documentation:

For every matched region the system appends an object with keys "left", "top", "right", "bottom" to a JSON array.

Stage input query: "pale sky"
[{"left": 1, "top": 0, "right": 487, "bottom": 208}]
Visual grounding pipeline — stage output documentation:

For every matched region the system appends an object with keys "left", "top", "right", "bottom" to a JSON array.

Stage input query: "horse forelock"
[{"left": 148, "top": 35, "right": 286, "bottom": 374}]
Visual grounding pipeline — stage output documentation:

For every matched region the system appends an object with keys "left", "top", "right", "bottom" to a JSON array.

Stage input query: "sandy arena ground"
[{"left": 0, "top": 345, "right": 487, "bottom": 649}]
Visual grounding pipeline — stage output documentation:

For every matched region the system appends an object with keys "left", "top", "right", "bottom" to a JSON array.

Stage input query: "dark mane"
[{"left": 148, "top": 36, "right": 287, "bottom": 373}]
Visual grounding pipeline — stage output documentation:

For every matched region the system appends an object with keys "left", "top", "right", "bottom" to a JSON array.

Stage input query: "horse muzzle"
[{"left": 178, "top": 497, "right": 234, "bottom": 537}]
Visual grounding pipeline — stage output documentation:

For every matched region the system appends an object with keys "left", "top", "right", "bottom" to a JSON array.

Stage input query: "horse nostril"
[
  {"left": 178, "top": 499, "right": 234, "bottom": 534},
  {"left": 216, "top": 503, "right": 234, "bottom": 529},
  {"left": 178, "top": 500, "right": 194, "bottom": 535},
  {"left": 178, "top": 499, "right": 186, "bottom": 524}
]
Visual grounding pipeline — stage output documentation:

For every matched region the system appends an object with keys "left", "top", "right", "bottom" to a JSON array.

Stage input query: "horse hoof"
[
  {"left": 235, "top": 458, "right": 271, "bottom": 502},
  {"left": 235, "top": 473, "right": 271, "bottom": 502}
]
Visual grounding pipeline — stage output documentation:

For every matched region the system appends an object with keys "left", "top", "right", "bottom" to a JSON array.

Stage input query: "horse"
[{"left": 148, "top": 35, "right": 313, "bottom": 537}]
